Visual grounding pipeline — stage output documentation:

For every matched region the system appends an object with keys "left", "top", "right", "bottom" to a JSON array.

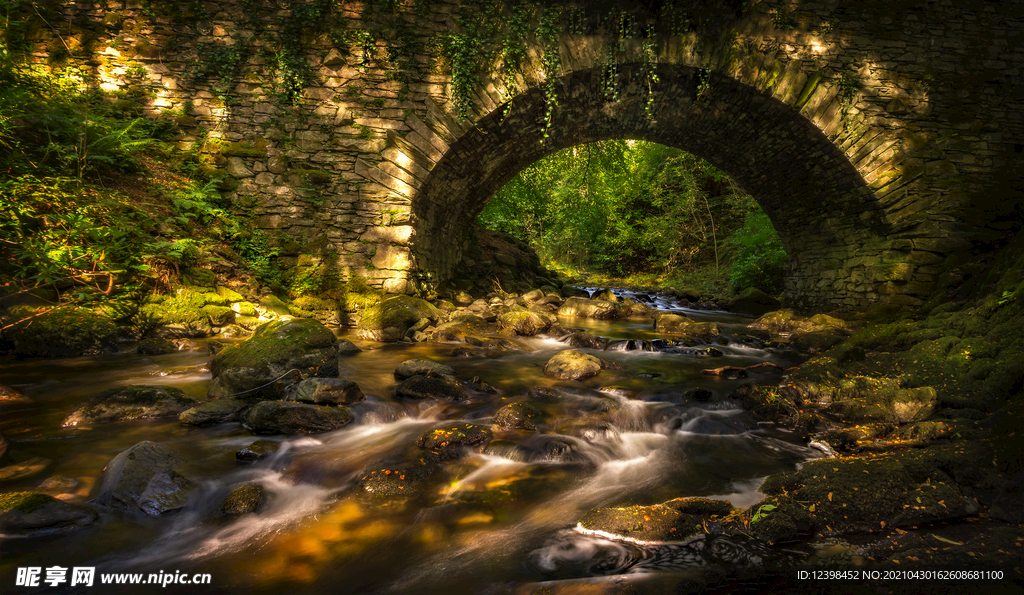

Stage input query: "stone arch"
[
  {"left": 409, "top": 62, "right": 882, "bottom": 310},
  {"left": 363, "top": 44, "right": 910, "bottom": 308}
]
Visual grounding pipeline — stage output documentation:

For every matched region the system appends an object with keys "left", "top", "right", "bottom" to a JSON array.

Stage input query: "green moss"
[
  {"left": 202, "top": 305, "right": 234, "bottom": 326},
  {"left": 0, "top": 492, "right": 55, "bottom": 513},
  {"left": 359, "top": 295, "right": 440, "bottom": 331},
  {"left": 218, "top": 140, "right": 267, "bottom": 157},
  {"left": 212, "top": 318, "right": 336, "bottom": 373},
  {"left": 216, "top": 286, "right": 245, "bottom": 302},
  {"left": 6, "top": 308, "right": 120, "bottom": 357},
  {"left": 233, "top": 301, "right": 257, "bottom": 317}
]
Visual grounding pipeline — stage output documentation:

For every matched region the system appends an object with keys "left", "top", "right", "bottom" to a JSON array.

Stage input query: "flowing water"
[{"left": 0, "top": 290, "right": 818, "bottom": 594}]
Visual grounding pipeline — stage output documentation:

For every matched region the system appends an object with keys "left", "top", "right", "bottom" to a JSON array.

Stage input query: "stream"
[{"left": 0, "top": 289, "right": 821, "bottom": 594}]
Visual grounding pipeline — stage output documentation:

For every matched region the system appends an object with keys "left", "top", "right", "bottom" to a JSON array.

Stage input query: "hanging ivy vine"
[{"left": 537, "top": 6, "right": 562, "bottom": 142}]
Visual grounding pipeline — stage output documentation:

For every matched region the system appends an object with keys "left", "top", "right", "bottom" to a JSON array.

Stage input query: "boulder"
[
  {"left": 557, "top": 297, "right": 621, "bottom": 319},
  {"left": 494, "top": 401, "right": 545, "bottom": 430},
  {"left": 590, "top": 288, "right": 619, "bottom": 302},
  {"left": 750, "top": 309, "right": 847, "bottom": 335},
  {"left": 497, "top": 310, "right": 551, "bottom": 336},
  {"left": 357, "top": 295, "right": 441, "bottom": 341},
  {"left": 178, "top": 399, "right": 246, "bottom": 426},
  {"left": 285, "top": 378, "right": 365, "bottom": 406},
  {"left": 207, "top": 318, "right": 339, "bottom": 401},
  {"left": 394, "top": 374, "right": 469, "bottom": 402},
  {"left": 0, "top": 492, "right": 97, "bottom": 536},
  {"left": 394, "top": 358, "right": 455, "bottom": 380},
  {"left": 653, "top": 314, "right": 720, "bottom": 341},
  {"left": 337, "top": 339, "right": 362, "bottom": 355},
  {"left": 727, "top": 287, "right": 781, "bottom": 316},
  {"left": 236, "top": 439, "right": 280, "bottom": 462},
  {"left": 220, "top": 484, "right": 265, "bottom": 515},
  {"left": 430, "top": 314, "right": 494, "bottom": 342},
  {"left": 241, "top": 400, "right": 353, "bottom": 435},
  {"left": 92, "top": 441, "right": 194, "bottom": 515},
  {"left": 6, "top": 308, "right": 119, "bottom": 357},
  {"left": 522, "top": 289, "right": 545, "bottom": 302},
  {"left": 63, "top": 385, "right": 199, "bottom": 427},
  {"left": 543, "top": 350, "right": 604, "bottom": 381},
  {"left": 562, "top": 331, "right": 608, "bottom": 350},
  {"left": 137, "top": 337, "right": 177, "bottom": 355},
  {"left": 791, "top": 329, "right": 849, "bottom": 352}
]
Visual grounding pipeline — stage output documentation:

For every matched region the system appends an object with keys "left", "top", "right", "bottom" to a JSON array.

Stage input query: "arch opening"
[{"left": 406, "top": 63, "right": 891, "bottom": 309}]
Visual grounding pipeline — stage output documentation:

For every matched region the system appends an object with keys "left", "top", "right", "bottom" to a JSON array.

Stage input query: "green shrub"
[{"left": 726, "top": 208, "right": 787, "bottom": 294}]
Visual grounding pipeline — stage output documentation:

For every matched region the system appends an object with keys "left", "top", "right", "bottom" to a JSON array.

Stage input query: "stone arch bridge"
[{"left": 28, "top": 0, "right": 1024, "bottom": 308}]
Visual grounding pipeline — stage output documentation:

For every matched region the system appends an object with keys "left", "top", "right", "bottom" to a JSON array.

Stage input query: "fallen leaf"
[
  {"left": 828, "top": 492, "right": 833, "bottom": 501},
  {"left": 809, "top": 503, "right": 816, "bottom": 512}
]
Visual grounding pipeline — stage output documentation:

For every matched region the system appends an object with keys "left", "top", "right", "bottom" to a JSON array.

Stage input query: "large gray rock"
[
  {"left": 357, "top": 295, "right": 441, "bottom": 341},
  {"left": 92, "top": 441, "right": 194, "bottom": 515},
  {"left": 207, "top": 318, "right": 339, "bottom": 401},
  {"left": 241, "top": 400, "right": 353, "bottom": 435},
  {"left": 394, "top": 358, "right": 455, "bottom": 380},
  {"left": 62, "top": 385, "right": 199, "bottom": 428},
  {"left": 285, "top": 378, "right": 365, "bottom": 405},
  {"left": 0, "top": 492, "right": 97, "bottom": 536},
  {"left": 178, "top": 399, "right": 247, "bottom": 426},
  {"left": 430, "top": 314, "right": 494, "bottom": 342}
]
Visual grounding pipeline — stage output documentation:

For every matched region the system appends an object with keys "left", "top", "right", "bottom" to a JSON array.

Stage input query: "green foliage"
[
  {"left": 479, "top": 140, "right": 761, "bottom": 280},
  {"left": 726, "top": 208, "right": 787, "bottom": 294},
  {"left": 751, "top": 503, "right": 777, "bottom": 524}
]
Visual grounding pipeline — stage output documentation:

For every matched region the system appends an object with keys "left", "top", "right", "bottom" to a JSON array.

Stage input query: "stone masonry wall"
[{"left": 21, "top": 0, "right": 1024, "bottom": 308}]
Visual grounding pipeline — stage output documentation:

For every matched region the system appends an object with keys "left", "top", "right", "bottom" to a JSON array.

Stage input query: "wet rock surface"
[
  {"left": 0, "top": 492, "right": 97, "bottom": 536},
  {"left": 207, "top": 318, "right": 339, "bottom": 401},
  {"left": 286, "top": 377, "right": 365, "bottom": 406},
  {"left": 394, "top": 374, "right": 470, "bottom": 402},
  {"left": 241, "top": 400, "right": 352, "bottom": 435},
  {"left": 178, "top": 398, "right": 246, "bottom": 426},
  {"left": 63, "top": 385, "right": 199, "bottom": 427},
  {"left": 92, "top": 441, "right": 194, "bottom": 515}
]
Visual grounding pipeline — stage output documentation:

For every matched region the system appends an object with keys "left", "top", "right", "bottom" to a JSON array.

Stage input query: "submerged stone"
[
  {"left": 0, "top": 492, "right": 97, "bottom": 537},
  {"left": 394, "top": 374, "right": 469, "bottom": 402},
  {"left": 417, "top": 422, "right": 492, "bottom": 450},
  {"left": 220, "top": 484, "right": 266, "bottom": 515},
  {"left": 236, "top": 439, "right": 280, "bottom": 462},
  {"left": 63, "top": 385, "right": 199, "bottom": 427},
  {"left": 394, "top": 358, "right": 455, "bottom": 380}
]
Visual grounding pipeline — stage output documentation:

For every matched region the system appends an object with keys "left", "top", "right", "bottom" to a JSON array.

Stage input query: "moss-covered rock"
[
  {"left": 759, "top": 444, "right": 980, "bottom": 535},
  {"left": 497, "top": 310, "right": 552, "bottom": 336},
  {"left": 0, "top": 492, "right": 97, "bottom": 536},
  {"left": 220, "top": 483, "right": 265, "bottom": 515},
  {"left": 394, "top": 374, "right": 469, "bottom": 402},
  {"left": 92, "top": 441, "right": 194, "bottom": 515},
  {"left": 62, "top": 385, "right": 199, "bottom": 427},
  {"left": 654, "top": 313, "right": 720, "bottom": 341},
  {"left": 562, "top": 331, "right": 609, "bottom": 350},
  {"left": 236, "top": 439, "right": 280, "bottom": 462},
  {"left": 543, "top": 350, "right": 604, "bottom": 381},
  {"left": 557, "top": 297, "right": 621, "bottom": 319},
  {"left": 241, "top": 400, "right": 352, "bottom": 434},
  {"left": 394, "top": 358, "right": 455, "bottom": 380},
  {"left": 207, "top": 318, "right": 338, "bottom": 401},
  {"left": 178, "top": 399, "right": 246, "bottom": 426},
  {"left": 6, "top": 308, "right": 120, "bottom": 357},
  {"left": 232, "top": 301, "right": 258, "bottom": 317},
  {"left": 258, "top": 295, "right": 292, "bottom": 318},
  {"left": 288, "top": 296, "right": 342, "bottom": 325},
  {"left": 216, "top": 286, "right": 246, "bottom": 302},
  {"left": 358, "top": 460, "right": 437, "bottom": 498},
  {"left": 358, "top": 295, "right": 441, "bottom": 341},
  {"left": 728, "top": 287, "right": 781, "bottom": 316},
  {"left": 202, "top": 305, "right": 235, "bottom": 326},
  {"left": 137, "top": 337, "right": 177, "bottom": 355},
  {"left": 494, "top": 401, "right": 545, "bottom": 430},
  {"left": 751, "top": 309, "right": 847, "bottom": 335}
]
